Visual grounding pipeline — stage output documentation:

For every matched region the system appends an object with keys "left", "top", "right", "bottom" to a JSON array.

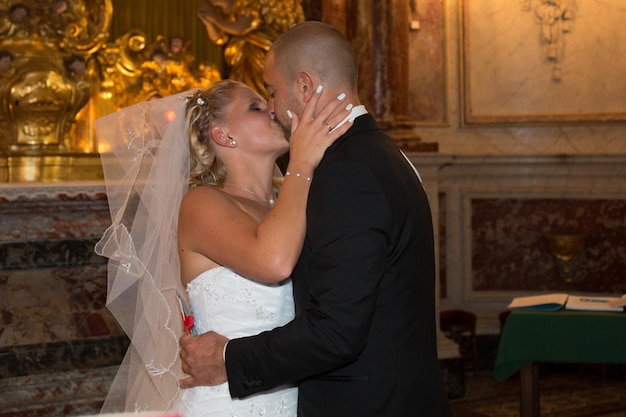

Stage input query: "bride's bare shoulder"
[
  {"left": 180, "top": 185, "right": 231, "bottom": 216},
  {"left": 182, "top": 184, "right": 226, "bottom": 204},
  {"left": 180, "top": 184, "right": 264, "bottom": 222}
]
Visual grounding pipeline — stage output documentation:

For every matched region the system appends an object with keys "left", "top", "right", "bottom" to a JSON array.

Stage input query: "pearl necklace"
[{"left": 223, "top": 184, "right": 276, "bottom": 207}]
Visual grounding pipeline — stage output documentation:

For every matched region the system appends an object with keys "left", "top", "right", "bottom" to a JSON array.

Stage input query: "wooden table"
[{"left": 494, "top": 309, "right": 626, "bottom": 417}]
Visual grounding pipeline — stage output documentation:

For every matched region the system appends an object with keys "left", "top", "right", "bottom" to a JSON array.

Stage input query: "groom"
[{"left": 180, "top": 21, "right": 452, "bottom": 417}]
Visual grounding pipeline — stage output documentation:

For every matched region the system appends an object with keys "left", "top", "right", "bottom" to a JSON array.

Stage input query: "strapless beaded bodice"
[
  {"left": 186, "top": 267, "right": 295, "bottom": 338},
  {"left": 174, "top": 267, "right": 297, "bottom": 417}
]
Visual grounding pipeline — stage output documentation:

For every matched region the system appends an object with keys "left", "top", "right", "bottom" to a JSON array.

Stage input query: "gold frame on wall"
[{"left": 460, "top": 0, "right": 626, "bottom": 126}]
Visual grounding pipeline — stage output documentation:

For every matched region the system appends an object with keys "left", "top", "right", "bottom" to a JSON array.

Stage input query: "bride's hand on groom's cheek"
[{"left": 179, "top": 331, "right": 229, "bottom": 388}]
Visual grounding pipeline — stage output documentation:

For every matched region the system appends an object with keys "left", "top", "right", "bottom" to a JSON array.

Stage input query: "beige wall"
[
  {"left": 404, "top": 1, "right": 626, "bottom": 334},
  {"left": 412, "top": 0, "right": 626, "bottom": 156}
]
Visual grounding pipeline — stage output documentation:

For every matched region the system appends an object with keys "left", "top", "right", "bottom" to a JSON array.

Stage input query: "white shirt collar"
[{"left": 332, "top": 105, "right": 368, "bottom": 131}]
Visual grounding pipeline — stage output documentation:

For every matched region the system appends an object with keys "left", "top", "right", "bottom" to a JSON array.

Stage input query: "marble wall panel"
[
  {"left": 0, "top": 366, "right": 117, "bottom": 416},
  {"left": 1, "top": 268, "right": 78, "bottom": 346},
  {"left": 2, "top": 154, "right": 625, "bottom": 367},
  {"left": 0, "top": 184, "right": 125, "bottom": 380},
  {"left": 0, "top": 184, "right": 110, "bottom": 241},
  {"left": 471, "top": 199, "right": 626, "bottom": 294},
  {"left": 0, "top": 240, "right": 122, "bottom": 348},
  {"left": 411, "top": 154, "right": 626, "bottom": 334},
  {"left": 0, "top": 337, "right": 128, "bottom": 379}
]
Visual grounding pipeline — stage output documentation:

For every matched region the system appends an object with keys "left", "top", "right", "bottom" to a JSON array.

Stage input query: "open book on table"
[
  {"left": 507, "top": 293, "right": 625, "bottom": 312},
  {"left": 565, "top": 295, "right": 625, "bottom": 312}
]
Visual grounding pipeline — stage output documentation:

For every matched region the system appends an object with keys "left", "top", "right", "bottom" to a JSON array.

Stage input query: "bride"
[{"left": 95, "top": 80, "right": 352, "bottom": 416}]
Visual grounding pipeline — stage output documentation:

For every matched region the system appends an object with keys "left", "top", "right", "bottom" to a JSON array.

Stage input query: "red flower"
[{"left": 183, "top": 314, "right": 195, "bottom": 335}]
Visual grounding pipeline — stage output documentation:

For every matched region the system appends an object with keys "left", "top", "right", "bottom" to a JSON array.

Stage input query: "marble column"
[{"left": 322, "top": 0, "right": 410, "bottom": 124}]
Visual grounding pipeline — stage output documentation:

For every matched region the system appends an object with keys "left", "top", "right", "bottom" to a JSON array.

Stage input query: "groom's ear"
[{"left": 296, "top": 71, "right": 315, "bottom": 103}]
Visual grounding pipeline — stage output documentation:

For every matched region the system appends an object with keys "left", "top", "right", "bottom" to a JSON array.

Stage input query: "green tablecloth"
[{"left": 494, "top": 309, "right": 626, "bottom": 381}]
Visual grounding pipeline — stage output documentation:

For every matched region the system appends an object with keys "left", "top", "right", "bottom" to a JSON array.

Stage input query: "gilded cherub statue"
[
  {"left": 0, "top": 0, "right": 111, "bottom": 155},
  {"left": 96, "top": 30, "right": 221, "bottom": 111},
  {"left": 198, "top": 0, "right": 304, "bottom": 95}
]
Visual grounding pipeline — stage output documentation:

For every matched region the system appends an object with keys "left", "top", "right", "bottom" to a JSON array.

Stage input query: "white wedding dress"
[{"left": 173, "top": 267, "right": 298, "bottom": 417}]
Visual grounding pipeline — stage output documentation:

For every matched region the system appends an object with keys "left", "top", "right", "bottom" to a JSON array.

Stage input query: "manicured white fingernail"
[
  {"left": 345, "top": 103, "right": 353, "bottom": 111},
  {"left": 286, "top": 109, "right": 293, "bottom": 119},
  {"left": 315, "top": 85, "right": 323, "bottom": 94},
  {"left": 336, "top": 93, "right": 346, "bottom": 100}
]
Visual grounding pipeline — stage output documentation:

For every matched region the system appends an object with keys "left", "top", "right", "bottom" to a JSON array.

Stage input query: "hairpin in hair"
[{"left": 184, "top": 94, "right": 206, "bottom": 106}]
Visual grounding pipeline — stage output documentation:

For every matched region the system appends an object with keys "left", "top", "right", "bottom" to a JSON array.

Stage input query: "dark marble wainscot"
[
  {"left": 421, "top": 155, "right": 626, "bottom": 334},
  {"left": 0, "top": 183, "right": 126, "bottom": 416}
]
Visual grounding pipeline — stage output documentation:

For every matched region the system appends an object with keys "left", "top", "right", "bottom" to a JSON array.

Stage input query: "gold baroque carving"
[
  {"left": 0, "top": 0, "right": 112, "bottom": 156},
  {"left": 0, "top": 0, "right": 222, "bottom": 181},
  {"left": 198, "top": 0, "right": 304, "bottom": 95},
  {"left": 96, "top": 30, "right": 222, "bottom": 112}
]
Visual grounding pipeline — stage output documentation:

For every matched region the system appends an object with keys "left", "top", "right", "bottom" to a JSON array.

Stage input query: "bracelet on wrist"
[{"left": 285, "top": 171, "right": 312, "bottom": 181}]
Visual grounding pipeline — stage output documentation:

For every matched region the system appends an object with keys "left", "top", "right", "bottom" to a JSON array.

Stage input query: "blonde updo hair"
[{"left": 185, "top": 80, "right": 244, "bottom": 188}]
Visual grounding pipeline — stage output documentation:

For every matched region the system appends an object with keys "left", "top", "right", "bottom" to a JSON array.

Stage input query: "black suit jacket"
[{"left": 226, "top": 114, "right": 451, "bottom": 417}]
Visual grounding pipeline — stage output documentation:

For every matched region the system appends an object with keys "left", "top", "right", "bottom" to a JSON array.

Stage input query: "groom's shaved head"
[{"left": 268, "top": 21, "right": 358, "bottom": 92}]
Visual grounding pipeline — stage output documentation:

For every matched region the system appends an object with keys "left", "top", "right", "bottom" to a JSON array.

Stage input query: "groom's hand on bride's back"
[{"left": 179, "top": 331, "right": 229, "bottom": 388}]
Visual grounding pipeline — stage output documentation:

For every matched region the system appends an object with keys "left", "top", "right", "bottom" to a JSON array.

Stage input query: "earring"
[{"left": 227, "top": 135, "right": 236, "bottom": 146}]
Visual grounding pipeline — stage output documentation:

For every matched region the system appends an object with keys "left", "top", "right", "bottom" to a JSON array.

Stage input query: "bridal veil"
[{"left": 95, "top": 91, "right": 194, "bottom": 412}]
